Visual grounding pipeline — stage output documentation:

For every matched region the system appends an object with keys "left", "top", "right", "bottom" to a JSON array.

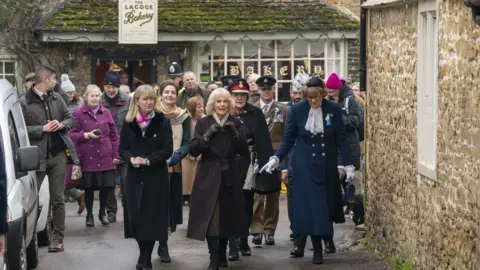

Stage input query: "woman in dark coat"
[
  {"left": 187, "top": 88, "right": 249, "bottom": 270},
  {"left": 226, "top": 78, "right": 276, "bottom": 260},
  {"left": 261, "top": 76, "right": 354, "bottom": 265},
  {"left": 119, "top": 85, "right": 173, "bottom": 270}
]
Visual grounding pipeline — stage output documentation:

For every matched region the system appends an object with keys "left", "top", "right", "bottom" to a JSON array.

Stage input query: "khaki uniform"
[{"left": 250, "top": 100, "right": 287, "bottom": 235}]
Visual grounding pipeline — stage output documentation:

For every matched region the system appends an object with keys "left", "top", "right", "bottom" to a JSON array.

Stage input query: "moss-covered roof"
[{"left": 39, "top": 0, "right": 359, "bottom": 33}]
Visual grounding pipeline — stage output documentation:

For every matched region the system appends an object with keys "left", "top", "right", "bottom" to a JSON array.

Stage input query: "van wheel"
[
  {"left": 37, "top": 208, "right": 52, "bottom": 246},
  {"left": 8, "top": 232, "right": 27, "bottom": 270},
  {"left": 26, "top": 230, "right": 38, "bottom": 268}
]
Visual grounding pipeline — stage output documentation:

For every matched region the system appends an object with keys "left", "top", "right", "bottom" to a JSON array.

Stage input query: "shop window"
[
  {"left": 0, "top": 60, "right": 16, "bottom": 87},
  {"left": 197, "top": 39, "right": 346, "bottom": 102}
]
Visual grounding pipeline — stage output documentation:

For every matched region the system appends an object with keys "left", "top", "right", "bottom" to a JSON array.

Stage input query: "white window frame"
[
  {"left": 416, "top": 0, "right": 438, "bottom": 181},
  {"left": 0, "top": 56, "right": 18, "bottom": 88},
  {"left": 194, "top": 39, "right": 347, "bottom": 102}
]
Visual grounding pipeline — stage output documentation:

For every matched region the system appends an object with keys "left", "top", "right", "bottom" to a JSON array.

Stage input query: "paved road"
[{"left": 36, "top": 196, "right": 390, "bottom": 270}]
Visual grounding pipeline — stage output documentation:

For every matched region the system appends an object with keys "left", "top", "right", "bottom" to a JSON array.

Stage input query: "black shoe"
[
  {"left": 157, "top": 244, "right": 171, "bottom": 263},
  {"left": 265, "top": 235, "right": 275, "bottom": 245},
  {"left": 312, "top": 236, "right": 324, "bottom": 264},
  {"left": 252, "top": 234, "right": 262, "bottom": 245},
  {"left": 218, "top": 237, "right": 228, "bottom": 268},
  {"left": 135, "top": 264, "right": 143, "bottom": 270},
  {"left": 206, "top": 236, "right": 220, "bottom": 270},
  {"left": 290, "top": 246, "right": 305, "bottom": 258},
  {"left": 227, "top": 237, "right": 239, "bottom": 261},
  {"left": 312, "top": 251, "right": 324, "bottom": 264},
  {"left": 324, "top": 239, "right": 336, "bottom": 254},
  {"left": 107, "top": 212, "right": 116, "bottom": 223},
  {"left": 238, "top": 237, "right": 251, "bottom": 256},
  {"left": 86, "top": 214, "right": 94, "bottom": 227},
  {"left": 99, "top": 212, "right": 110, "bottom": 226},
  {"left": 289, "top": 233, "right": 294, "bottom": 241}
]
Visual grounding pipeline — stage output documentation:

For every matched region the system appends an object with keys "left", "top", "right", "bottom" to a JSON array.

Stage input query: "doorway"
[{"left": 94, "top": 60, "right": 155, "bottom": 91}]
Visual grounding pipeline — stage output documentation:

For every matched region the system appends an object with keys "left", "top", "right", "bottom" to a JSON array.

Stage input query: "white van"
[{"left": 0, "top": 79, "right": 51, "bottom": 270}]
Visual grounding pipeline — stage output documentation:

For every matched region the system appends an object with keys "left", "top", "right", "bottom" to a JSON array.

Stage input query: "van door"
[{"left": 6, "top": 99, "right": 37, "bottom": 242}]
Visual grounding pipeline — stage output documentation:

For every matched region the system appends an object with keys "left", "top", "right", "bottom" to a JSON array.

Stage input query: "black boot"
[
  {"left": 143, "top": 241, "right": 154, "bottom": 270},
  {"left": 323, "top": 237, "right": 336, "bottom": 254},
  {"left": 157, "top": 241, "right": 171, "bottom": 263},
  {"left": 206, "top": 236, "right": 220, "bottom": 270},
  {"left": 136, "top": 241, "right": 144, "bottom": 270},
  {"left": 228, "top": 237, "right": 239, "bottom": 261},
  {"left": 290, "top": 236, "right": 306, "bottom": 258},
  {"left": 311, "top": 236, "right": 324, "bottom": 264},
  {"left": 218, "top": 237, "right": 228, "bottom": 267},
  {"left": 86, "top": 214, "right": 94, "bottom": 227},
  {"left": 239, "top": 236, "right": 251, "bottom": 256}
]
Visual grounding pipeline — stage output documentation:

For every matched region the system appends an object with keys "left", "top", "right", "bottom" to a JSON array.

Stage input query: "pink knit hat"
[{"left": 325, "top": 73, "right": 343, "bottom": 90}]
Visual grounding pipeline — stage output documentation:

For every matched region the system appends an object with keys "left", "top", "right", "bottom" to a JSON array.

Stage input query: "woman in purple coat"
[{"left": 69, "top": 85, "right": 120, "bottom": 227}]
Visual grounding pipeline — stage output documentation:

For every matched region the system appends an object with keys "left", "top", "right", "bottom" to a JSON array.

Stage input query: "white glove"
[
  {"left": 345, "top": 165, "right": 355, "bottom": 183},
  {"left": 259, "top": 156, "right": 280, "bottom": 174}
]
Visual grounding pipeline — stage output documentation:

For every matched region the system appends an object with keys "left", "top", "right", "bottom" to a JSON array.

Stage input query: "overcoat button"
[
  {"left": 312, "top": 153, "right": 316, "bottom": 157},
  {"left": 322, "top": 143, "right": 325, "bottom": 147},
  {"left": 312, "top": 144, "right": 315, "bottom": 147},
  {"left": 322, "top": 153, "right": 325, "bottom": 156}
]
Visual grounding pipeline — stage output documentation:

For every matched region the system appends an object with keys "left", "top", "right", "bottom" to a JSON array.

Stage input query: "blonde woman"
[
  {"left": 68, "top": 85, "right": 119, "bottom": 227},
  {"left": 156, "top": 81, "right": 191, "bottom": 263},
  {"left": 187, "top": 88, "right": 249, "bottom": 269},
  {"left": 182, "top": 96, "right": 205, "bottom": 206},
  {"left": 119, "top": 85, "right": 173, "bottom": 270}
]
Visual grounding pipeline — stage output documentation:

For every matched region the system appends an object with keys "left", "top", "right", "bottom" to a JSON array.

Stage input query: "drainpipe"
[{"left": 359, "top": 0, "right": 367, "bottom": 91}]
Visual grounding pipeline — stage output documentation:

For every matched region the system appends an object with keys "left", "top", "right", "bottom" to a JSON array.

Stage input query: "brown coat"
[
  {"left": 254, "top": 100, "right": 288, "bottom": 151},
  {"left": 186, "top": 115, "right": 249, "bottom": 240},
  {"left": 182, "top": 117, "right": 201, "bottom": 195}
]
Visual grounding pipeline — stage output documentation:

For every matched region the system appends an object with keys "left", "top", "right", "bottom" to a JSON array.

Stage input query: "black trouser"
[
  {"left": 84, "top": 187, "right": 112, "bottom": 216},
  {"left": 286, "top": 174, "right": 293, "bottom": 232},
  {"left": 136, "top": 240, "right": 154, "bottom": 268},
  {"left": 243, "top": 190, "right": 254, "bottom": 227},
  {"left": 294, "top": 235, "right": 323, "bottom": 250},
  {"left": 106, "top": 163, "right": 126, "bottom": 216}
]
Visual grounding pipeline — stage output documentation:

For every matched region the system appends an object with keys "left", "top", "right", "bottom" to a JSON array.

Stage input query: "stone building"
[
  {"left": 20, "top": 0, "right": 361, "bottom": 101},
  {"left": 362, "top": 0, "right": 479, "bottom": 268}
]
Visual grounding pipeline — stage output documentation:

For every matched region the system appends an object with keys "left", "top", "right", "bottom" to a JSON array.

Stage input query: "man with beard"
[
  {"left": 19, "top": 65, "right": 79, "bottom": 252},
  {"left": 176, "top": 71, "right": 210, "bottom": 108},
  {"left": 102, "top": 71, "right": 131, "bottom": 223}
]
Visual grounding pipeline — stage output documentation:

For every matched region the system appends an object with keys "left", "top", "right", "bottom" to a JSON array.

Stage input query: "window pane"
[
  {"left": 311, "top": 60, "right": 325, "bottom": 80},
  {"left": 5, "top": 76, "right": 15, "bottom": 86},
  {"left": 244, "top": 40, "right": 259, "bottom": 59},
  {"left": 277, "top": 40, "right": 292, "bottom": 59},
  {"left": 198, "top": 42, "right": 211, "bottom": 61},
  {"left": 211, "top": 41, "right": 225, "bottom": 61},
  {"left": 259, "top": 40, "right": 274, "bottom": 59},
  {"left": 212, "top": 62, "right": 225, "bottom": 82},
  {"left": 327, "top": 41, "right": 341, "bottom": 59},
  {"left": 326, "top": 59, "right": 342, "bottom": 77},
  {"left": 244, "top": 61, "right": 259, "bottom": 77},
  {"left": 311, "top": 40, "right": 325, "bottom": 58},
  {"left": 277, "top": 60, "right": 292, "bottom": 81},
  {"left": 199, "top": 62, "right": 211, "bottom": 83},
  {"left": 277, "top": 82, "right": 291, "bottom": 102},
  {"left": 226, "top": 61, "right": 242, "bottom": 77},
  {"left": 294, "top": 60, "right": 309, "bottom": 77},
  {"left": 260, "top": 61, "right": 275, "bottom": 76},
  {"left": 293, "top": 39, "right": 309, "bottom": 58},
  {"left": 4, "top": 61, "right": 14, "bottom": 74},
  {"left": 227, "top": 42, "right": 242, "bottom": 59}
]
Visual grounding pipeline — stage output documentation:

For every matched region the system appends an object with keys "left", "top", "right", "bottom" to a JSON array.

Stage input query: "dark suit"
[{"left": 0, "top": 144, "right": 8, "bottom": 234}]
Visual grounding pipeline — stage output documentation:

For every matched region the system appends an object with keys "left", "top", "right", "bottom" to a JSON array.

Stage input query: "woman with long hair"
[
  {"left": 156, "top": 81, "right": 191, "bottom": 263},
  {"left": 187, "top": 88, "right": 249, "bottom": 270},
  {"left": 182, "top": 96, "right": 205, "bottom": 206},
  {"left": 120, "top": 85, "right": 173, "bottom": 270},
  {"left": 261, "top": 76, "right": 354, "bottom": 265}
]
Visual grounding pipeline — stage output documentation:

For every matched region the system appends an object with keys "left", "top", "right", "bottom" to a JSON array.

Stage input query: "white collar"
[
  {"left": 33, "top": 87, "right": 45, "bottom": 98},
  {"left": 260, "top": 99, "right": 274, "bottom": 111}
]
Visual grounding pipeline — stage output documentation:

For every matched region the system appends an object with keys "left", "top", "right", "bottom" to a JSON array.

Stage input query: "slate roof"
[{"left": 38, "top": 0, "right": 359, "bottom": 33}]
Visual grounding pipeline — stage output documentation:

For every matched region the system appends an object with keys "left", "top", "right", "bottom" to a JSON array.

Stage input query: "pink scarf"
[{"left": 136, "top": 110, "right": 155, "bottom": 135}]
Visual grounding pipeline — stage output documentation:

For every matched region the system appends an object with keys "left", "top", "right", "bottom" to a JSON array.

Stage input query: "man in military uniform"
[{"left": 250, "top": 75, "right": 287, "bottom": 246}]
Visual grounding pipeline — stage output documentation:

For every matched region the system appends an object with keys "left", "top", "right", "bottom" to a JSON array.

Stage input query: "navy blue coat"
[{"left": 275, "top": 100, "right": 352, "bottom": 236}]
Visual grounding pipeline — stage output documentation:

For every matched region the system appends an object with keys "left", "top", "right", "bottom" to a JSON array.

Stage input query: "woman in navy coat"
[{"left": 260, "top": 76, "right": 354, "bottom": 265}]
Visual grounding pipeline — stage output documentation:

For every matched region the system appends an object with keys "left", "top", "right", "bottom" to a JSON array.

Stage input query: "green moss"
[{"left": 40, "top": 0, "right": 359, "bottom": 32}]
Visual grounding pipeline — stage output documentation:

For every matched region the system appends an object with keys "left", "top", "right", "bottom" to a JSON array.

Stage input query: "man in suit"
[
  {"left": 250, "top": 75, "right": 287, "bottom": 246},
  {"left": 0, "top": 144, "right": 8, "bottom": 255}
]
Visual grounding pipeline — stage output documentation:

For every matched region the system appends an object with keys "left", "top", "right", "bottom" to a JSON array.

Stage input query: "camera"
[
  {"left": 93, "top": 129, "right": 102, "bottom": 136},
  {"left": 464, "top": 0, "right": 480, "bottom": 25}
]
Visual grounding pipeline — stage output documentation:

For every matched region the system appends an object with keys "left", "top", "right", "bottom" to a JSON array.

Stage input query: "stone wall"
[{"left": 366, "top": 0, "right": 480, "bottom": 269}]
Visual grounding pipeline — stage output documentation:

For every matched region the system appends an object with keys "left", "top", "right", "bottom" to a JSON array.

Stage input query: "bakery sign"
[{"left": 118, "top": 0, "right": 158, "bottom": 44}]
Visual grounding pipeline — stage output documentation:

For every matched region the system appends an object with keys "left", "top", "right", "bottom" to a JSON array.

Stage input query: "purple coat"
[{"left": 69, "top": 104, "right": 120, "bottom": 172}]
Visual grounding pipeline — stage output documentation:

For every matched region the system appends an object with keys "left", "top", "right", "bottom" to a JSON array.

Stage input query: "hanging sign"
[{"left": 118, "top": 0, "right": 158, "bottom": 44}]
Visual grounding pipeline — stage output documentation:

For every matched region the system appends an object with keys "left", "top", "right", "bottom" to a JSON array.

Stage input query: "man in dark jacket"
[
  {"left": 0, "top": 144, "right": 8, "bottom": 256},
  {"left": 101, "top": 71, "right": 131, "bottom": 223},
  {"left": 176, "top": 71, "right": 210, "bottom": 108},
  {"left": 19, "top": 65, "right": 79, "bottom": 253}
]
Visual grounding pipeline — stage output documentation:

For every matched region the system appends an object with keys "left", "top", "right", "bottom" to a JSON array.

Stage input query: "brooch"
[{"left": 325, "top": 113, "right": 333, "bottom": 126}]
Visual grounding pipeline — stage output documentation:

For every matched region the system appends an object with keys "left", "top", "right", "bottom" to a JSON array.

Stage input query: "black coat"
[
  {"left": 236, "top": 103, "right": 280, "bottom": 194},
  {"left": 186, "top": 116, "right": 249, "bottom": 241},
  {"left": 119, "top": 112, "right": 173, "bottom": 241}
]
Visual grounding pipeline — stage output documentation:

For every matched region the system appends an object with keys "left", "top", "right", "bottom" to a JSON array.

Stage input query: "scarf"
[
  {"left": 212, "top": 112, "right": 228, "bottom": 126},
  {"left": 159, "top": 102, "right": 190, "bottom": 125},
  {"left": 89, "top": 105, "right": 100, "bottom": 115},
  {"left": 136, "top": 110, "right": 155, "bottom": 135},
  {"left": 305, "top": 107, "right": 324, "bottom": 135}
]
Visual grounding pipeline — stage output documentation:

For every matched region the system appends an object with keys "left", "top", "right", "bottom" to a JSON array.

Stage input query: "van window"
[{"left": 7, "top": 112, "right": 21, "bottom": 173}]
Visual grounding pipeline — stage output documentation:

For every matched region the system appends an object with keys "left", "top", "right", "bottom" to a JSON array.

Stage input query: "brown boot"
[
  {"left": 48, "top": 239, "right": 64, "bottom": 253},
  {"left": 77, "top": 191, "right": 85, "bottom": 215}
]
